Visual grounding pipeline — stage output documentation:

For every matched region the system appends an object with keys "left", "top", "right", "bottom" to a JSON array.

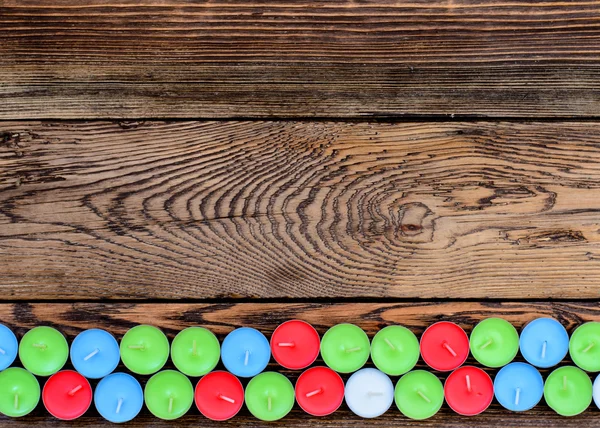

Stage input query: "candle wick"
[
  {"left": 305, "top": 388, "right": 322, "bottom": 398},
  {"left": 416, "top": 390, "right": 431, "bottom": 403},
  {"left": 541, "top": 341, "right": 547, "bottom": 359},
  {"left": 466, "top": 375, "right": 472, "bottom": 393},
  {"left": 83, "top": 348, "right": 99, "bottom": 361},
  {"left": 515, "top": 387, "right": 521, "bottom": 406},
  {"left": 244, "top": 350, "right": 250, "bottom": 366},
  {"left": 367, "top": 391, "right": 384, "bottom": 397},
  {"left": 479, "top": 339, "right": 493, "bottom": 350},
  {"left": 345, "top": 346, "right": 362, "bottom": 353},
  {"left": 68, "top": 385, "right": 83, "bottom": 396},
  {"left": 563, "top": 375, "right": 568, "bottom": 391},
  {"left": 14, "top": 393, "right": 18, "bottom": 410},
  {"left": 192, "top": 339, "right": 197, "bottom": 356},
  {"left": 383, "top": 338, "right": 396, "bottom": 350},
  {"left": 442, "top": 342, "right": 457, "bottom": 357},
  {"left": 267, "top": 395, "right": 272, "bottom": 412},
  {"left": 582, "top": 342, "right": 595, "bottom": 353},
  {"left": 128, "top": 344, "right": 145, "bottom": 350},
  {"left": 32, "top": 343, "right": 47, "bottom": 350},
  {"left": 218, "top": 394, "right": 236, "bottom": 404},
  {"left": 168, "top": 397, "right": 174, "bottom": 414},
  {"left": 0, "top": 347, "right": 5, "bottom": 355},
  {"left": 277, "top": 342, "right": 295, "bottom": 347},
  {"left": 116, "top": 397, "right": 123, "bottom": 414}
]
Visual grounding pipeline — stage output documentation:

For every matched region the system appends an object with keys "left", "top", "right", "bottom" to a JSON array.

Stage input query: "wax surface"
[
  {"left": 394, "top": 370, "right": 444, "bottom": 420},
  {"left": 420, "top": 322, "right": 469, "bottom": 372},
  {"left": 444, "top": 366, "right": 493, "bottom": 416},
  {"left": 95, "top": 373, "right": 144, "bottom": 423},
  {"left": 371, "top": 325, "right": 419, "bottom": 376},
  {"left": 271, "top": 320, "right": 320, "bottom": 370},
  {"left": 295, "top": 366, "right": 344, "bottom": 417},
  {"left": 71, "top": 329, "right": 120, "bottom": 379},
  {"left": 519, "top": 318, "right": 569, "bottom": 368},
  {"left": 0, "top": 324, "right": 18, "bottom": 371},
  {"left": 19, "top": 326, "right": 69, "bottom": 377},
  {"left": 245, "top": 372, "right": 295, "bottom": 421},
  {"left": 144, "top": 370, "right": 194, "bottom": 420},
  {"left": 120, "top": 325, "right": 170, "bottom": 375},
  {"left": 43, "top": 370, "right": 93, "bottom": 420},
  {"left": 544, "top": 366, "right": 592, "bottom": 416},
  {"left": 470, "top": 318, "right": 519, "bottom": 368},
  {"left": 321, "top": 324, "right": 370, "bottom": 373},
  {"left": 569, "top": 322, "right": 600, "bottom": 372},
  {"left": 494, "top": 362, "right": 544, "bottom": 412},
  {"left": 345, "top": 368, "right": 394, "bottom": 418},
  {"left": 0, "top": 368, "right": 40, "bottom": 418},
  {"left": 171, "top": 327, "right": 220, "bottom": 377},
  {"left": 222, "top": 327, "right": 271, "bottom": 378}
]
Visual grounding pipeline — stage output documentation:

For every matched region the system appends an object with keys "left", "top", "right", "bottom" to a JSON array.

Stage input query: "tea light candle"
[
  {"left": 271, "top": 320, "right": 320, "bottom": 370},
  {"left": 295, "top": 366, "right": 344, "bottom": 417},
  {"left": 144, "top": 370, "right": 194, "bottom": 420},
  {"left": 493, "top": 362, "right": 543, "bottom": 412},
  {"left": 371, "top": 325, "right": 419, "bottom": 376},
  {"left": 444, "top": 366, "right": 493, "bottom": 416},
  {"left": 221, "top": 327, "right": 270, "bottom": 378},
  {"left": 0, "top": 368, "right": 40, "bottom": 418},
  {"left": 544, "top": 366, "right": 592, "bottom": 416},
  {"left": 420, "top": 321, "right": 469, "bottom": 372},
  {"left": 569, "top": 322, "right": 600, "bottom": 372},
  {"left": 245, "top": 371, "right": 295, "bottom": 421},
  {"left": 70, "top": 329, "right": 120, "bottom": 379},
  {"left": 171, "top": 327, "right": 220, "bottom": 377},
  {"left": 195, "top": 371, "right": 244, "bottom": 421},
  {"left": 520, "top": 317, "right": 569, "bottom": 368},
  {"left": 593, "top": 373, "right": 600, "bottom": 409},
  {"left": 321, "top": 323, "right": 370, "bottom": 373},
  {"left": 43, "top": 370, "right": 93, "bottom": 420},
  {"left": 19, "top": 326, "right": 69, "bottom": 376},
  {"left": 470, "top": 318, "right": 519, "bottom": 368},
  {"left": 345, "top": 368, "right": 394, "bottom": 418},
  {"left": 0, "top": 324, "right": 18, "bottom": 371},
  {"left": 394, "top": 370, "right": 444, "bottom": 420},
  {"left": 94, "top": 373, "right": 144, "bottom": 423},
  {"left": 120, "top": 325, "right": 170, "bottom": 375}
]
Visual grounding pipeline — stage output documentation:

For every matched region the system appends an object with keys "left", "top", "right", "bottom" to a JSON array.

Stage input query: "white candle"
[{"left": 344, "top": 368, "right": 394, "bottom": 418}]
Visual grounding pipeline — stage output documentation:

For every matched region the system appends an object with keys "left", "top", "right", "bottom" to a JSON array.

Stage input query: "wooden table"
[{"left": 1, "top": 1, "right": 600, "bottom": 426}]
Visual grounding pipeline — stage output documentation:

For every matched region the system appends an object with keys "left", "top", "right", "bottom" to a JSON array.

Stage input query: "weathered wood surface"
[
  {"left": 0, "top": 301, "right": 599, "bottom": 426},
  {"left": 2, "top": 120, "right": 600, "bottom": 299},
  {"left": 2, "top": 0, "right": 600, "bottom": 119}
]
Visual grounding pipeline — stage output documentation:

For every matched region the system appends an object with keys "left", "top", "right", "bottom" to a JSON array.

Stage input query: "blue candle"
[
  {"left": 494, "top": 362, "right": 544, "bottom": 411},
  {"left": 94, "top": 373, "right": 144, "bottom": 423},
  {"left": 221, "top": 327, "right": 270, "bottom": 377},
  {"left": 519, "top": 318, "right": 569, "bottom": 368},
  {"left": 70, "top": 329, "right": 120, "bottom": 379},
  {"left": 0, "top": 324, "right": 18, "bottom": 371},
  {"left": 594, "top": 373, "right": 600, "bottom": 409}
]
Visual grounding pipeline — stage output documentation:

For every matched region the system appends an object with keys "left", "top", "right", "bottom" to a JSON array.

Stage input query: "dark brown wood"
[
  {"left": 2, "top": 1, "right": 600, "bottom": 119},
  {"left": 0, "top": 301, "right": 599, "bottom": 426},
  {"left": 2, "top": 120, "right": 600, "bottom": 299}
]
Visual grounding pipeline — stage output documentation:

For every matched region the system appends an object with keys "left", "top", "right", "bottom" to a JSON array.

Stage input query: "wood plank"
[
  {"left": 2, "top": 120, "right": 600, "bottom": 299},
  {"left": 0, "top": 301, "right": 599, "bottom": 426},
  {"left": 1, "top": 1, "right": 600, "bottom": 119}
]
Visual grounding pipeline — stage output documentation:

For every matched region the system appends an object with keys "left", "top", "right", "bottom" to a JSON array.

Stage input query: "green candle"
[
  {"left": 18, "top": 326, "right": 68, "bottom": 376},
  {"left": 120, "top": 325, "right": 170, "bottom": 375},
  {"left": 0, "top": 368, "right": 40, "bottom": 417},
  {"left": 171, "top": 327, "right": 220, "bottom": 377},
  {"left": 320, "top": 324, "right": 370, "bottom": 373},
  {"left": 371, "top": 326, "right": 419, "bottom": 376},
  {"left": 469, "top": 318, "right": 519, "bottom": 368},
  {"left": 245, "top": 372, "right": 295, "bottom": 421},
  {"left": 144, "top": 370, "right": 194, "bottom": 420},
  {"left": 544, "top": 366, "right": 592, "bottom": 416},
  {"left": 570, "top": 322, "right": 600, "bottom": 372},
  {"left": 394, "top": 370, "right": 444, "bottom": 420}
]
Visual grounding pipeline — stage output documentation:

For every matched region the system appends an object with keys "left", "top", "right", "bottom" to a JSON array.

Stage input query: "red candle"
[
  {"left": 295, "top": 366, "right": 344, "bottom": 416},
  {"left": 270, "top": 320, "right": 320, "bottom": 370},
  {"left": 195, "top": 371, "right": 244, "bottom": 421},
  {"left": 42, "top": 370, "right": 92, "bottom": 420},
  {"left": 420, "top": 321, "right": 469, "bottom": 371},
  {"left": 444, "top": 366, "right": 493, "bottom": 416}
]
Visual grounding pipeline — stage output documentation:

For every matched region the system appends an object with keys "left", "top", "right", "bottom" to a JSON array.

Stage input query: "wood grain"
[
  {"left": 1, "top": 301, "right": 600, "bottom": 427},
  {"left": 2, "top": 0, "right": 600, "bottom": 119},
  {"left": 2, "top": 120, "right": 600, "bottom": 299}
]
